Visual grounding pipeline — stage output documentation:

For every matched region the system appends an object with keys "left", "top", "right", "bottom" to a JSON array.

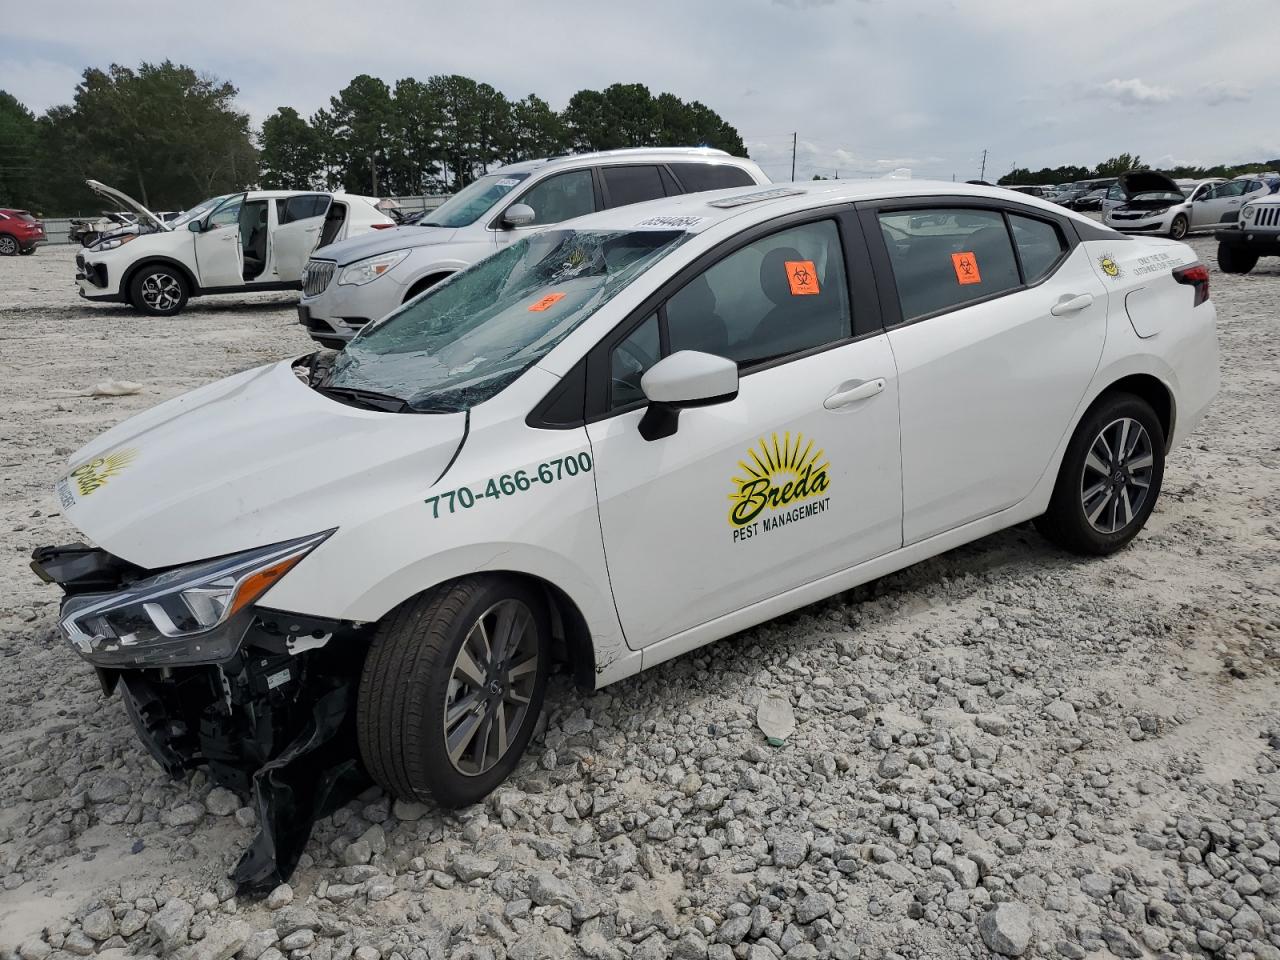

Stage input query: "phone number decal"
[{"left": 426, "top": 453, "right": 593, "bottom": 518}]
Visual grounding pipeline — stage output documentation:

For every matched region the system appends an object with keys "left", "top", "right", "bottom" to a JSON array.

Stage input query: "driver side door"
[
  {"left": 272, "top": 194, "right": 331, "bottom": 281},
  {"left": 193, "top": 194, "right": 245, "bottom": 287},
  {"left": 1191, "top": 180, "right": 1247, "bottom": 228}
]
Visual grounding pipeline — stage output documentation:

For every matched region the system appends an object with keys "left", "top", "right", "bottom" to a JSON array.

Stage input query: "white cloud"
[{"left": 1090, "top": 78, "right": 1175, "bottom": 107}]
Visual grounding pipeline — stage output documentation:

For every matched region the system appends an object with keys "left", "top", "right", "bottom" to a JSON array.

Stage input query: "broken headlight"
[
  {"left": 58, "top": 531, "right": 332, "bottom": 667},
  {"left": 337, "top": 250, "right": 409, "bottom": 286}
]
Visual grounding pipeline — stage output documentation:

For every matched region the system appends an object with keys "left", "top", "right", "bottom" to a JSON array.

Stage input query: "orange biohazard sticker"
[
  {"left": 951, "top": 251, "right": 981, "bottom": 285},
  {"left": 785, "top": 260, "right": 820, "bottom": 296},
  {"left": 528, "top": 292, "right": 566, "bottom": 312}
]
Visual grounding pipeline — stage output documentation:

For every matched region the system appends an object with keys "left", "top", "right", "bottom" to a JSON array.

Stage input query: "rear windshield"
[
  {"left": 418, "top": 172, "right": 531, "bottom": 228},
  {"left": 325, "top": 228, "right": 688, "bottom": 412}
]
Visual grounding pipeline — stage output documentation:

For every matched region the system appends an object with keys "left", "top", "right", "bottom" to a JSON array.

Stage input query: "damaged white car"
[
  {"left": 34, "top": 182, "right": 1219, "bottom": 889},
  {"left": 75, "top": 180, "right": 393, "bottom": 316}
]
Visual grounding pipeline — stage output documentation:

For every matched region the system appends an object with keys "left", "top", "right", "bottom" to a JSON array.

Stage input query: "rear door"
[
  {"left": 599, "top": 165, "right": 669, "bottom": 209},
  {"left": 272, "top": 194, "right": 331, "bottom": 280},
  {"left": 864, "top": 201, "right": 1107, "bottom": 544}
]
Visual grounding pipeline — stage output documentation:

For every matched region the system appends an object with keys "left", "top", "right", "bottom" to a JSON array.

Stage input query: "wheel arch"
[
  {"left": 403, "top": 269, "right": 455, "bottom": 304},
  {"left": 121, "top": 256, "right": 199, "bottom": 298},
  {"left": 1088, "top": 372, "right": 1175, "bottom": 450}
]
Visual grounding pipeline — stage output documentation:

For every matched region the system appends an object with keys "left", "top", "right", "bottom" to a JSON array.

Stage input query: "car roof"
[
  {"left": 493, "top": 147, "right": 748, "bottom": 176},
  {"left": 555, "top": 179, "right": 1097, "bottom": 235}
]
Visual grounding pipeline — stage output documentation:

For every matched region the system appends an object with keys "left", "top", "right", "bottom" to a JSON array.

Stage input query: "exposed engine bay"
[{"left": 30, "top": 542, "right": 373, "bottom": 892}]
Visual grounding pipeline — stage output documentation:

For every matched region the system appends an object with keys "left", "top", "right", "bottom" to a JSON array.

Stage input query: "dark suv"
[{"left": 0, "top": 209, "right": 47, "bottom": 256}]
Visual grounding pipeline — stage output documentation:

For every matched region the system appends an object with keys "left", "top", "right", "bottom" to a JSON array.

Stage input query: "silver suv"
[{"left": 297, "top": 147, "right": 768, "bottom": 347}]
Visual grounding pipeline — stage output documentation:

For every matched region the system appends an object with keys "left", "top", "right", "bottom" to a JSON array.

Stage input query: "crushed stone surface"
[{"left": 1, "top": 241, "right": 1278, "bottom": 958}]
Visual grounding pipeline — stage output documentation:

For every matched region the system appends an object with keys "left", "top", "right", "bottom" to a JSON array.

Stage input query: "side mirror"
[
  {"left": 187, "top": 220, "right": 203, "bottom": 233},
  {"left": 638, "top": 351, "right": 739, "bottom": 442},
  {"left": 502, "top": 204, "right": 536, "bottom": 229}
]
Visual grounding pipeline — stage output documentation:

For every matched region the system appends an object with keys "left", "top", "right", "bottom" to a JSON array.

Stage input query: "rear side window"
[
  {"left": 601, "top": 166, "right": 667, "bottom": 208},
  {"left": 281, "top": 194, "right": 329, "bottom": 224},
  {"left": 1009, "top": 214, "right": 1067, "bottom": 284},
  {"left": 877, "top": 209, "right": 1020, "bottom": 321},
  {"left": 669, "top": 163, "right": 757, "bottom": 193}
]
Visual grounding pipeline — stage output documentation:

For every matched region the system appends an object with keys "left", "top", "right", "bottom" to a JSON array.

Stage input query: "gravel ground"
[{"left": 1, "top": 241, "right": 1278, "bottom": 960}]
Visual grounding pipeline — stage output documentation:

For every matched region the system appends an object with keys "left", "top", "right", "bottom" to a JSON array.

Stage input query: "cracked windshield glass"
[{"left": 324, "top": 228, "right": 688, "bottom": 412}]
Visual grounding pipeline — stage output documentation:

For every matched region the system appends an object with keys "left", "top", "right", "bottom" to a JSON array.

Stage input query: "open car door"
[{"left": 271, "top": 194, "right": 330, "bottom": 282}]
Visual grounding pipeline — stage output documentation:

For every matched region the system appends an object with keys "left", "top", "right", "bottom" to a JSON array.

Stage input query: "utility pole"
[
  {"left": 791, "top": 132, "right": 797, "bottom": 182},
  {"left": 979, "top": 149, "right": 988, "bottom": 182}
]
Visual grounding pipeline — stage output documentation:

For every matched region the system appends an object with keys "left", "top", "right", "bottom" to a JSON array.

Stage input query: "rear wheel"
[
  {"left": 129, "top": 265, "right": 189, "bottom": 316},
  {"left": 1035, "top": 393, "right": 1165, "bottom": 556},
  {"left": 357, "top": 576, "right": 550, "bottom": 807},
  {"left": 1217, "top": 242, "right": 1257, "bottom": 274},
  {"left": 0, "top": 234, "right": 17, "bottom": 256},
  {"left": 1168, "top": 214, "right": 1189, "bottom": 240}
]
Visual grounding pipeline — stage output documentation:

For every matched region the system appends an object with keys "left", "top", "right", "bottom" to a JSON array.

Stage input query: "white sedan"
[{"left": 34, "top": 181, "right": 1218, "bottom": 883}]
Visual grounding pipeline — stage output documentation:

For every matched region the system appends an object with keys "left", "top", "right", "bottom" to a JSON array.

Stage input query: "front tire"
[
  {"left": 357, "top": 576, "right": 550, "bottom": 808},
  {"left": 1217, "top": 242, "right": 1257, "bottom": 274},
  {"left": 1035, "top": 393, "right": 1165, "bottom": 556},
  {"left": 128, "top": 265, "right": 189, "bottom": 316},
  {"left": 0, "top": 234, "right": 17, "bottom": 256},
  {"left": 1168, "top": 214, "right": 1189, "bottom": 240}
]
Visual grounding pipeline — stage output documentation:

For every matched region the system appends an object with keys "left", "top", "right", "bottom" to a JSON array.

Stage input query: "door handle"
[
  {"left": 1051, "top": 293, "right": 1094, "bottom": 316},
  {"left": 304, "top": 225, "right": 321, "bottom": 233},
  {"left": 824, "top": 377, "right": 885, "bottom": 410}
]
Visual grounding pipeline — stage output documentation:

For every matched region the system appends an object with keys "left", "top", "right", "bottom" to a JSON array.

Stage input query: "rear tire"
[
  {"left": 1035, "top": 393, "right": 1165, "bottom": 556},
  {"left": 1168, "top": 214, "right": 1189, "bottom": 240},
  {"left": 128, "top": 265, "right": 189, "bottom": 316},
  {"left": 0, "top": 234, "right": 17, "bottom": 256},
  {"left": 357, "top": 576, "right": 550, "bottom": 808},
  {"left": 1217, "top": 242, "right": 1257, "bottom": 274},
  {"left": 20, "top": 245, "right": 35, "bottom": 256}
]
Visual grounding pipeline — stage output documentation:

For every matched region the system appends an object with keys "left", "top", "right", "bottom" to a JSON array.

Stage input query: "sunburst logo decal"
[
  {"left": 67, "top": 447, "right": 138, "bottom": 497},
  {"left": 728, "top": 432, "right": 830, "bottom": 527},
  {"left": 1099, "top": 253, "right": 1121, "bottom": 279}
]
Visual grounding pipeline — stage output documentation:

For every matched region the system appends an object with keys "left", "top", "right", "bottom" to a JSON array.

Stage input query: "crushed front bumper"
[{"left": 32, "top": 542, "right": 373, "bottom": 892}]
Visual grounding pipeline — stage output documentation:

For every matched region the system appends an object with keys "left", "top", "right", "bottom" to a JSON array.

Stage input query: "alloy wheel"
[
  {"left": 442, "top": 598, "right": 539, "bottom": 776},
  {"left": 0, "top": 236, "right": 16, "bottom": 256},
  {"left": 1080, "top": 416, "right": 1155, "bottom": 534},
  {"left": 1170, "top": 216, "right": 1188, "bottom": 240},
  {"left": 141, "top": 272, "right": 182, "bottom": 311}
]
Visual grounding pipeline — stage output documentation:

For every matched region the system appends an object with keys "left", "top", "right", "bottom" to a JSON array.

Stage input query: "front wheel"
[
  {"left": 19, "top": 246, "right": 35, "bottom": 256},
  {"left": 1168, "top": 214, "right": 1189, "bottom": 240},
  {"left": 1035, "top": 393, "right": 1165, "bottom": 556},
  {"left": 1217, "top": 242, "right": 1257, "bottom": 275},
  {"left": 129, "top": 265, "right": 189, "bottom": 316},
  {"left": 357, "top": 576, "right": 550, "bottom": 808}
]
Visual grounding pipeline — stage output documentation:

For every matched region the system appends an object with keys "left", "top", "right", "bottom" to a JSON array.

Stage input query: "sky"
[{"left": 1, "top": 0, "right": 1277, "bottom": 183}]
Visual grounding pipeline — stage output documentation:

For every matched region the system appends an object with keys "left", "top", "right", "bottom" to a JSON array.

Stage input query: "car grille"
[
  {"left": 1252, "top": 206, "right": 1280, "bottom": 228},
  {"left": 302, "top": 260, "right": 336, "bottom": 298}
]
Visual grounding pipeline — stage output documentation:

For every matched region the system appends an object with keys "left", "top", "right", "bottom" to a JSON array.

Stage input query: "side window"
[
  {"left": 669, "top": 163, "right": 757, "bottom": 193},
  {"left": 1008, "top": 214, "right": 1067, "bottom": 284},
  {"left": 1211, "top": 181, "right": 1247, "bottom": 199},
  {"left": 609, "top": 313, "right": 661, "bottom": 409},
  {"left": 206, "top": 196, "right": 244, "bottom": 230},
  {"left": 878, "top": 208, "right": 1021, "bottom": 321},
  {"left": 282, "top": 194, "right": 328, "bottom": 224},
  {"left": 517, "top": 170, "right": 596, "bottom": 225},
  {"left": 601, "top": 166, "right": 666, "bottom": 208},
  {"left": 668, "top": 219, "right": 850, "bottom": 368}
]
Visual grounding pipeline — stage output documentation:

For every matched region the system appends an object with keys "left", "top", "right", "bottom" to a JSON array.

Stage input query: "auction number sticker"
[{"left": 426, "top": 453, "right": 593, "bottom": 519}]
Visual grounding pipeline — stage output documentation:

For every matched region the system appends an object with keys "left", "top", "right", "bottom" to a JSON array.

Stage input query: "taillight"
[
  {"left": 1173, "top": 262, "right": 1210, "bottom": 307},
  {"left": 370, "top": 223, "right": 395, "bottom": 230}
]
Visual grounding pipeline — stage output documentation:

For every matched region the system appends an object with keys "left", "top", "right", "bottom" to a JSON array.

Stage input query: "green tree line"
[
  {"left": 0, "top": 62, "right": 747, "bottom": 216},
  {"left": 999, "top": 152, "right": 1280, "bottom": 187}
]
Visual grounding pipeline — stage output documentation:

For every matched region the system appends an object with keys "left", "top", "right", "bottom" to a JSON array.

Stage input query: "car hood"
[
  {"left": 313, "top": 224, "right": 460, "bottom": 265},
  {"left": 57, "top": 359, "right": 466, "bottom": 569},
  {"left": 85, "top": 180, "right": 169, "bottom": 232},
  {"left": 1117, "top": 171, "right": 1182, "bottom": 199}
]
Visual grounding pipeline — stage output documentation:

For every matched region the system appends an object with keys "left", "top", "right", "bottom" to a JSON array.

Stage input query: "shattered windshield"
[
  {"left": 170, "top": 195, "right": 229, "bottom": 229},
  {"left": 324, "top": 228, "right": 688, "bottom": 412},
  {"left": 418, "top": 172, "right": 531, "bottom": 228}
]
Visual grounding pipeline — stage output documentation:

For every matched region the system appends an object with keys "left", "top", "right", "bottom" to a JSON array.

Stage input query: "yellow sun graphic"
[
  {"left": 728, "top": 431, "right": 830, "bottom": 527},
  {"left": 69, "top": 447, "right": 138, "bottom": 497}
]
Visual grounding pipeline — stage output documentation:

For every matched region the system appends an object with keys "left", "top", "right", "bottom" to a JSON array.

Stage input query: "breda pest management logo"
[
  {"left": 729, "top": 432, "right": 831, "bottom": 543},
  {"left": 57, "top": 447, "right": 138, "bottom": 507}
]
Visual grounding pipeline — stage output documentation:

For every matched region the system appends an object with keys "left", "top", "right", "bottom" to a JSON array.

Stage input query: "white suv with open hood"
[
  {"left": 296, "top": 148, "right": 768, "bottom": 348},
  {"left": 76, "top": 180, "right": 393, "bottom": 316}
]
